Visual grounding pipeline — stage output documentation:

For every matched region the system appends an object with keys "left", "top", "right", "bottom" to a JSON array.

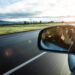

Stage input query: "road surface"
[{"left": 0, "top": 30, "right": 73, "bottom": 75}]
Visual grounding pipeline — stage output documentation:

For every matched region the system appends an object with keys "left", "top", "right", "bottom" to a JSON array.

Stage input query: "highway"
[{"left": 0, "top": 30, "right": 73, "bottom": 75}]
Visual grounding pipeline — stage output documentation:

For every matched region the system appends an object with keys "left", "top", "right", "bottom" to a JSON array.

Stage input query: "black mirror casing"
[{"left": 38, "top": 25, "right": 75, "bottom": 54}]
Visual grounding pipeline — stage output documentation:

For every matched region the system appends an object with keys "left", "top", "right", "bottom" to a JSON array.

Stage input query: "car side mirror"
[{"left": 38, "top": 25, "right": 75, "bottom": 54}]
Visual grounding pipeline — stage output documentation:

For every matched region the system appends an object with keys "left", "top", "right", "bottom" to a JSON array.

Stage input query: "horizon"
[{"left": 1, "top": 17, "right": 75, "bottom": 22}]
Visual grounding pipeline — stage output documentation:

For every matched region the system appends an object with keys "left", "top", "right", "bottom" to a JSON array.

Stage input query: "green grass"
[{"left": 0, "top": 22, "right": 67, "bottom": 35}]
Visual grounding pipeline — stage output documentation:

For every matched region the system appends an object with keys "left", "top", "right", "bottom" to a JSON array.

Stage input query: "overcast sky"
[{"left": 0, "top": 0, "right": 75, "bottom": 20}]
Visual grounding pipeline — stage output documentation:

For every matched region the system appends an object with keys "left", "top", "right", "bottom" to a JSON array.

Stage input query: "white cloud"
[
  {"left": 0, "top": 0, "right": 75, "bottom": 19},
  {"left": 0, "top": 0, "right": 39, "bottom": 13}
]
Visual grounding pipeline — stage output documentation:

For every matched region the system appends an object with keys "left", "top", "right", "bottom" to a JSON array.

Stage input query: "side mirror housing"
[{"left": 38, "top": 25, "right": 75, "bottom": 54}]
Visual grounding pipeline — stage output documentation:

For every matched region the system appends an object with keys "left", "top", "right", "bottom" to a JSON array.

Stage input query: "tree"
[
  {"left": 24, "top": 21, "right": 27, "bottom": 24},
  {"left": 40, "top": 21, "right": 42, "bottom": 24}
]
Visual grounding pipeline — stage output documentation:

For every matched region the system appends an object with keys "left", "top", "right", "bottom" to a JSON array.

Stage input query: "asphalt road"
[{"left": 0, "top": 30, "right": 73, "bottom": 75}]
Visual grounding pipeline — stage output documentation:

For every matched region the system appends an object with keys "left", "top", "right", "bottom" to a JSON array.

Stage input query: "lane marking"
[{"left": 3, "top": 52, "right": 46, "bottom": 75}]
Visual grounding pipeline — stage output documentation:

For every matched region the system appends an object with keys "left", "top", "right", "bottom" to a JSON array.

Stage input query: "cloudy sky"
[{"left": 0, "top": 0, "right": 75, "bottom": 21}]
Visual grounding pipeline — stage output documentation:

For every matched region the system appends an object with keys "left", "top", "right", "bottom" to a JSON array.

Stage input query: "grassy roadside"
[{"left": 0, "top": 22, "right": 69, "bottom": 35}]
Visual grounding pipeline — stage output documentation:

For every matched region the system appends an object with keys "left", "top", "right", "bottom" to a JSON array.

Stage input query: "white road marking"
[{"left": 3, "top": 52, "right": 46, "bottom": 75}]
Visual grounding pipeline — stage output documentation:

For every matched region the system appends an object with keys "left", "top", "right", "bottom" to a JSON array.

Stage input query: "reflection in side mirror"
[{"left": 38, "top": 25, "right": 75, "bottom": 54}]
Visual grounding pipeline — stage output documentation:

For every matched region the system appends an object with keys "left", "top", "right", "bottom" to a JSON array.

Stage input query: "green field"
[{"left": 0, "top": 22, "right": 71, "bottom": 35}]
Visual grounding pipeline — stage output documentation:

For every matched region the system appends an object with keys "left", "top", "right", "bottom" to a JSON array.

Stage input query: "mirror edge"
[{"left": 38, "top": 25, "right": 70, "bottom": 54}]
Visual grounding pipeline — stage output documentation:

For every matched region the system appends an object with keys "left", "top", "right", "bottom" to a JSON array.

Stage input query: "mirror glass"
[{"left": 40, "top": 25, "right": 75, "bottom": 53}]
